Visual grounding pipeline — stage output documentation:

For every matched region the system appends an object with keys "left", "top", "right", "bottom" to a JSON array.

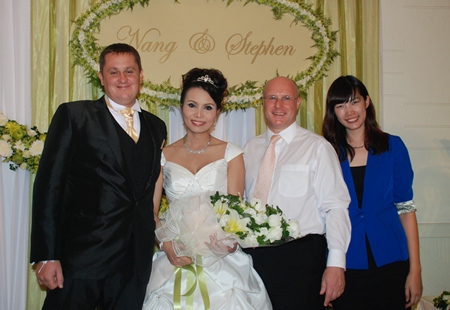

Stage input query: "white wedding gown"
[{"left": 142, "top": 143, "right": 272, "bottom": 310}]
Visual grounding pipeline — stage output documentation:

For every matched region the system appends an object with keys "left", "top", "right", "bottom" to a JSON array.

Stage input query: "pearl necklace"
[
  {"left": 353, "top": 145, "right": 365, "bottom": 149},
  {"left": 183, "top": 135, "right": 211, "bottom": 154}
]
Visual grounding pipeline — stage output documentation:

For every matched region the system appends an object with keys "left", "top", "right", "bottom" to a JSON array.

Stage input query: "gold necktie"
[
  {"left": 119, "top": 108, "right": 139, "bottom": 143},
  {"left": 254, "top": 134, "right": 281, "bottom": 205}
]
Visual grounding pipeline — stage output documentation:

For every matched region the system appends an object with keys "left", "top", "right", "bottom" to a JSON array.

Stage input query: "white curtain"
[
  {"left": 0, "top": 0, "right": 31, "bottom": 309},
  {"left": 168, "top": 107, "right": 256, "bottom": 149}
]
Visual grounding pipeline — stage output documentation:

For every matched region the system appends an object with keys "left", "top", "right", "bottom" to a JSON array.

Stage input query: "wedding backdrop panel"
[
  {"left": 23, "top": 0, "right": 380, "bottom": 309},
  {"left": 96, "top": 0, "right": 316, "bottom": 88}
]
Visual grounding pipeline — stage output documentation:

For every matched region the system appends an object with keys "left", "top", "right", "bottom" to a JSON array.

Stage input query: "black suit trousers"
[
  {"left": 245, "top": 234, "right": 327, "bottom": 310},
  {"left": 42, "top": 262, "right": 147, "bottom": 310}
]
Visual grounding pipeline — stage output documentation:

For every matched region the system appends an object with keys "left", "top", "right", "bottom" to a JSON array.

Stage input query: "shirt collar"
[
  {"left": 105, "top": 95, "right": 141, "bottom": 113},
  {"left": 267, "top": 122, "right": 297, "bottom": 144}
]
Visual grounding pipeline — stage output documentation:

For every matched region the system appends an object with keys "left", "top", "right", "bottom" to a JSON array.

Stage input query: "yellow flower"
[
  {"left": 5, "top": 121, "right": 21, "bottom": 132},
  {"left": 158, "top": 196, "right": 169, "bottom": 219},
  {"left": 223, "top": 209, "right": 250, "bottom": 234}
]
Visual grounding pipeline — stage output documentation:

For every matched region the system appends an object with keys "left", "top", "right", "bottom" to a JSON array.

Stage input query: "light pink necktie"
[
  {"left": 254, "top": 134, "right": 281, "bottom": 205},
  {"left": 119, "top": 108, "right": 139, "bottom": 143}
]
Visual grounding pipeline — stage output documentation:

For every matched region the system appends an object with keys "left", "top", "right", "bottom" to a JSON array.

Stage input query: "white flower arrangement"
[
  {"left": 0, "top": 110, "right": 46, "bottom": 173},
  {"left": 156, "top": 191, "right": 300, "bottom": 265},
  {"left": 210, "top": 192, "right": 300, "bottom": 247},
  {"left": 70, "top": 0, "right": 338, "bottom": 111},
  {"left": 434, "top": 291, "right": 450, "bottom": 310}
]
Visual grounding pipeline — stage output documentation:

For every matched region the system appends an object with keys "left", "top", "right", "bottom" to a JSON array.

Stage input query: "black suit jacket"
[{"left": 30, "top": 96, "right": 167, "bottom": 282}]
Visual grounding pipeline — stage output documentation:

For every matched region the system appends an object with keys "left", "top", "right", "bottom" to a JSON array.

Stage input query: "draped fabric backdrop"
[
  {"left": 0, "top": 0, "right": 379, "bottom": 309},
  {"left": 0, "top": 1, "right": 31, "bottom": 310}
]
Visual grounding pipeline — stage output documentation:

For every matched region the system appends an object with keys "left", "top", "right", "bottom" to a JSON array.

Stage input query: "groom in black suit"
[{"left": 30, "top": 43, "right": 167, "bottom": 309}]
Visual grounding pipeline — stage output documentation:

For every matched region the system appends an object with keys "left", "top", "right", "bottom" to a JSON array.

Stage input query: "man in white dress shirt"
[{"left": 244, "top": 76, "right": 351, "bottom": 309}]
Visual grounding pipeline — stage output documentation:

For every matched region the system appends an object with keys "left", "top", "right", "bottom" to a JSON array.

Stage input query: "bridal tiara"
[{"left": 196, "top": 75, "right": 218, "bottom": 88}]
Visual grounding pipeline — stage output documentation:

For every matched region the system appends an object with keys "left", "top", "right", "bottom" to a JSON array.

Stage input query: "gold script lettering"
[
  {"left": 225, "top": 32, "right": 296, "bottom": 64},
  {"left": 117, "top": 26, "right": 178, "bottom": 63}
]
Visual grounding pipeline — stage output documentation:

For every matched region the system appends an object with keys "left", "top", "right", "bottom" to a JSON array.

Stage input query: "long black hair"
[{"left": 322, "top": 75, "right": 388, "bottom": 162}]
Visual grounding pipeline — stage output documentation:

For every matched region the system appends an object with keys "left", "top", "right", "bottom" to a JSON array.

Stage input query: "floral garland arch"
[
  {"left": 1, "top": 0, "right": 338, "bottom": 173},
  {"left": 70, "top": 0, "right": 338, "bottom": 112}
]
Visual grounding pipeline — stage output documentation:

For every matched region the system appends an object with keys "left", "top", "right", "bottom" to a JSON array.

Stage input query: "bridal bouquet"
[
  {"left": 434, "top": 291, "right": 450, "bottom": 310},
  {"left": 156, "top": 191, "right": 300, "bottom": 265},
  {"left": 210, "top": 192, "right": 300, "bottom": 247}
]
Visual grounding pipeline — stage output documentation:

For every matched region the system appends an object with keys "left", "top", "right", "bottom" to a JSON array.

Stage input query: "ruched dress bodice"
[{"left": 162, "top": 142, "right": 240, "bottom": 202}]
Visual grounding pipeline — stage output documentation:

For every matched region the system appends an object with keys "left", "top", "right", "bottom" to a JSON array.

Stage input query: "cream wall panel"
[{"left": 381, "top": 0, "right": 450, "bottom": 296}]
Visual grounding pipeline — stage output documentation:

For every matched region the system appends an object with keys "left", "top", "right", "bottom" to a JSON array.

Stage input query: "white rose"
[
  {"left": 29, "top": 140, "right": 44, "bottom": 156},
  {"left": 0, "top": 140, "right": 13, "bottom": 157},
  {"left": 2, "top": 134, "right": 11, "bottom": 141},
  {"left": 243, "top": 234, "right": 259, "bottom": 247},
  {"left": 256, "top": 227, "right": 269, "bottom": 238},
  {"left": 14, "top": 141, "right": 25, "bottom": 151},
  {"left": 27, "top": 129, "right": 37, "bottom": 137},
  {"left": 20, "top": 163, "right": 28, "bottom": 170},
  {"left": 266, "top": 226, "right": 283, "bottom": 243},
  {"left": 22, "top": 150, "right": 31, "bottom": 158},
  {"left": 254, "top": 213, "right": 268, "bottom": 225},
  {"left": 268, "top": 213, "right": 283, "bottom": 227},
  {"left": 287, "top": 220, "right": 301, "bottom": 238},
  {"left": 243, "top": 207, "right": 256, "bottom": 218}
]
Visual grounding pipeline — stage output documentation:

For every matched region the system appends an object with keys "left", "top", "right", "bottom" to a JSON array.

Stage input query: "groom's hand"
[
  {"left": 35, "top": 260, "right": 64, "bottom": 290},
  {"left": 320, "top": 266, "right": 345, "bottom": 307}
]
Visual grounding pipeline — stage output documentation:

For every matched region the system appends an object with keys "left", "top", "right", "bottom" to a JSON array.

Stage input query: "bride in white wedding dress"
[{"left": 142, "top": 68, "right": 272, "bottom": 310}]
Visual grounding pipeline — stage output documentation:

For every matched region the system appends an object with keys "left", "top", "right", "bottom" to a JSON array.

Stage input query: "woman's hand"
[
  {"left": 405, "top": 269, "right": 423, "bottom": 308},
  {"left": 160, "top": 241, "right": 193, "bottom": 268},
  {"left": 205, "top": 233, "right": 238, "bottom": 255}
]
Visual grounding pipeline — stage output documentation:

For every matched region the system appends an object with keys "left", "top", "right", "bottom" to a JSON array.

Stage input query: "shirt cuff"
[{"left": 326, "top": 249, "right": 346, "bottom": 270}]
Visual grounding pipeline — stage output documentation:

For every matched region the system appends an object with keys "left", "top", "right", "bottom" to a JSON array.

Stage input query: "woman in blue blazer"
[{"left": 322, "top": 76, "right": 422, "bottom": 310}]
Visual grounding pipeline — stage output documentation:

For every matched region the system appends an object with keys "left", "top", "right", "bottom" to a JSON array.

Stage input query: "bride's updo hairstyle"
[{"left": 180, "top": 68, "right": 229, "bottom": 110}]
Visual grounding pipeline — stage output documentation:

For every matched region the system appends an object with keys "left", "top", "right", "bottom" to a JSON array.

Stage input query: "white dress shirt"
[
  {"left": 244, "top": 122, "right": 351, "bottom": 269},
  {"left": 105, "top": 95, "right": 142, "bottom": 136}
]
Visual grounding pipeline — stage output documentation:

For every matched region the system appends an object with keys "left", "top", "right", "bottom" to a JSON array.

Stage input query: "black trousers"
[
  {"left": 42, "top": 264, "right": 147, "bottom": 310},
  {"left": 332, "top": 259, "right": 410, "bottom": 310},
  {"left": 245, "top": 234, "right": 327, "bottom": 310}
]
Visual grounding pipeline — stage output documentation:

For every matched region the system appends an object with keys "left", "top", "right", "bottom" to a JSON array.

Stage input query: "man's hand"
[
  {"left": 320, "top": 266, "right": 345, "bottom": 307},
  {"left": 35, "top": 260, "right": 64, "bottom": 290}
]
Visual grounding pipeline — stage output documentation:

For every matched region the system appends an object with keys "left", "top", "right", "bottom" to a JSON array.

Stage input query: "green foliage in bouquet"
[{"left": 210, "top": 192, "right": 300, "bottom": 247}]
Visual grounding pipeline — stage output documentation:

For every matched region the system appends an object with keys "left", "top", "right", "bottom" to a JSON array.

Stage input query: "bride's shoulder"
[
  {"left": 224, "top": 142, "right": 243, "bottom": 162},
  {"left": 162, "top": 140, "right": 184, "bottom": 162}
]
